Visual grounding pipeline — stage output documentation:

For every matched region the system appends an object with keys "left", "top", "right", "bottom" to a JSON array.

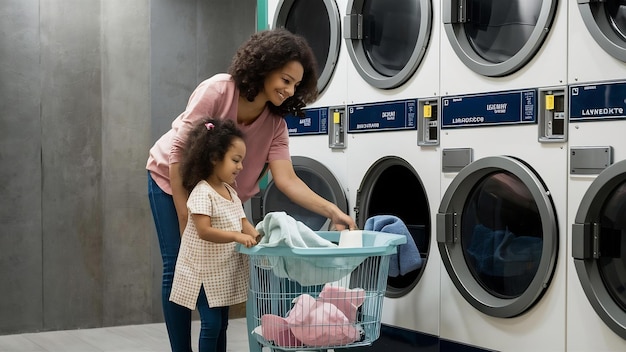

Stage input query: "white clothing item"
[{"left": 255, "top": 212, "right": 366, "bottom": 286}]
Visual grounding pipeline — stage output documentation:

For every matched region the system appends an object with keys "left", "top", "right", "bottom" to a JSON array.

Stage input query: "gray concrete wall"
[
  {"left": 150, "top": 0, "right": 257, "bottom": 141},
  {"left": 0, "top": 0, "right": 43, "bottom": 334},
  {"left": 0, "top": 0, "right": 256, "bottom": 334},
  {"left": 40, "top": 0, "right": 103, "bottom": 331},
  {"left": 102, "top": 0, "right": 154, "bottom": 327}
]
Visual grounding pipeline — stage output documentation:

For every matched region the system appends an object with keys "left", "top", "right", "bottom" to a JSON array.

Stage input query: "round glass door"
[
  {"left": 263, "top": 156, "right": 347, "bottom": 231},
  {"left": 273, "top": 0, "right": 341, "bottom": 93},
  {"left": 578, "top": 0, "right": 626, "bottom": 62},
  {"left": 344, "top": 0, "right": 432, "bottom": 89},
  {"left": 573, "top": 159, "right": 626, "bottom": 339},
  {"left": 442, "top": 0, "right": 557, "bottom": 76},
  {"left": 438, "top": 156, "right": 558, "bottom": 317}
]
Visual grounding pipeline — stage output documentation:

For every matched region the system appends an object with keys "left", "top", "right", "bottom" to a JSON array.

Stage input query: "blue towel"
[{"left": 364, "top": 215, "right": 422, "bottom": 277}]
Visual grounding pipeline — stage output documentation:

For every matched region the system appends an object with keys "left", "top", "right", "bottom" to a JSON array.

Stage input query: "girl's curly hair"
[
  {"left": 228, "top": 28, "right": 319, "bottom": 117},
  {"left": 180, "top": 118, "right": 245, "bottom": 193}
]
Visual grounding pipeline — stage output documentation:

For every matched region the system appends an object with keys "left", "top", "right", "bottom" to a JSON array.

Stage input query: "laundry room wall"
[{"left": 0, "top": 0, "right": 255, "bottom": 335}]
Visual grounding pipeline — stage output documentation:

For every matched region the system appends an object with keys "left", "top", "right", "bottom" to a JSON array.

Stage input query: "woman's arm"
[
  {"left": 169, "top": 162, "right": 188, "bottom": 235},
  {"left": 268, "top": 159, "right": 357, "bottom": 230},
  {"left": 192, "top": 214, "right": 257, "bottom": 248}
]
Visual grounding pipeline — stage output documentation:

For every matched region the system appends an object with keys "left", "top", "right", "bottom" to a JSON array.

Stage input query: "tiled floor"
[{"left": 0, "top": 318, "right": 250, "bottom": 352}]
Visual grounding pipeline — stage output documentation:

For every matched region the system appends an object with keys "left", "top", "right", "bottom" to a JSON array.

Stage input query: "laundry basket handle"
[{"left": 238, "top": 230, "right": 406, "bottom": 257}]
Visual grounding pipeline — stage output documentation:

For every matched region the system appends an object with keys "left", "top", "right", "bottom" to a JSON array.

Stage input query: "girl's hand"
[
  {"left": 236, "top": 233, "right": 257, "bottom": 248},
  {"left": 250, "top": 232, "right": 262, "bottom": 244}
]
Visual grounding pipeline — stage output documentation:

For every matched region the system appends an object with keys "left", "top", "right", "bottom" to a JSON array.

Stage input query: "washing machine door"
[
  {"left": 272, "top": 0, "right": 341, "bottom": 94},
  {"left": 355, "top": 156, "right": 431, "bottom": 298},
  {"left": 437, "top": 156, "right": 558, "bottom": 317},
  {"left": 572, "top": 159, "right": 626, "bottom": 339},
  {"left": 260, "top": 156, "right": 348, "bottom": 231},
  {"left": 442, "top": 0, "right": 557, "bottom": 77},
  {"left": 343, "top": 0, "right": 432, "bottom": 89},
  {"left": 578, "top": 0, "right": 626, "bottom": 62}
]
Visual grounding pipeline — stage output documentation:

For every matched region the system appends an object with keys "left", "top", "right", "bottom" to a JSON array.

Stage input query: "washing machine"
[
  {"left": 341, "top": 0, "right": 441, "bottom": 349},
  {"left": 343, "top": 0, "right": 438, "bottom": 101},
  {"left": 437, "top": 2, "right": 568, "bottom": 350},
  {"left": 252, "top": 0, "right": 350, "bottom": 231},
  {"left": 343, "top": 138, "right": 441, "bottom": 351},
  {"left": 567, "top": 4, "right": 626, "bottom": 350},
  {"left": 568, "top": 0, "right": 626, "bottom": 85},
  {"left": 437, "top": 87, "right": 568, "bottom": 351},
  {"left": 567, "top": 80, "right": 626, "bottom": 351},
  {"left": 440, "top": 0, "right": 567, "bottom": 96}
]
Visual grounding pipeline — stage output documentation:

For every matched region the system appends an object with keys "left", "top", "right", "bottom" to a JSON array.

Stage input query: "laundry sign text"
[
  {"left": 381, "top": 111, "right": 396, "bottom": 120},
  {"left": 486, "top": 103, "right": 508, "bottom": 113},
  {"left": 441, "top": 89, "right": 537, "bottom": 129},
  {"left": 570, "top": 81, "right": 626, "bottom": 121},
  {"left": 347, "top": 99, "right": 417, "bottom": 133},
  {"left": 285, "top": 107, "right": 328, "bottom": 136}
]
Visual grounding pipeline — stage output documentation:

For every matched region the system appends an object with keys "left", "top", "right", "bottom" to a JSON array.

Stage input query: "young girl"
[{"left": 169, "top": 118, "right": 259, "bottom": 352}]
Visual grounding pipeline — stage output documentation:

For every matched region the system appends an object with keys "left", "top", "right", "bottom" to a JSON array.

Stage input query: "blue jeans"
[
  {"left": 148, "top": 172, "right": 192, "bottom": 352},
  {"left": 197, "top": 287, "right": 229, "bottom": 352}
]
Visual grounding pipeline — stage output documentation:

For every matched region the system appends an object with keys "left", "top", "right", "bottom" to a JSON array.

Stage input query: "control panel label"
[
  {"left": 347, "top": 99, "right": 416, "bottom": 133},
  {"left": 570, "top": 81, "right": 626, "bottom": 121},
  {"left": 285, "top": 107, "right": 328, "bottom": 136},
  {"left": 441, "top": 90, "right": 536, "bottom": 128}
]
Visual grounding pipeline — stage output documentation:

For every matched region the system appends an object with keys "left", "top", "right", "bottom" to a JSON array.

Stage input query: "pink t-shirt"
[{"left": 146, "top": 73, "right": 291, "bottom": 202}]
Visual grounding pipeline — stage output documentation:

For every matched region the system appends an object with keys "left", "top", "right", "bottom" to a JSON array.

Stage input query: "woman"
[{"left": 146, "top": 28, "right": 357, "bottom": 352}]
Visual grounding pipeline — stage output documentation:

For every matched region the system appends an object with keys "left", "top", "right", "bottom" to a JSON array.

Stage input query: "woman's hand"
[{"left": 329, "top": 206, "right": 358, "bottom": 231}]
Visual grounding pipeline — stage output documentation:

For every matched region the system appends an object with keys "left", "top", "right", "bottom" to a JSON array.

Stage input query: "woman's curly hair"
[
  {"left": 180, "top": 118, "right": 245, "bottom": 193},
  {"left": 228, "top": 28, "right": 319, "bottom": 117}
]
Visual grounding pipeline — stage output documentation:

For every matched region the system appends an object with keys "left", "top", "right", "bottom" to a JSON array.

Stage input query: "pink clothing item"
[
  {"left": 260, "top": 284, "right": 366, "bottom": 347},
  {"left": 260, "top": 314, "right": 303, "bottom": 348},
  {"left": 318, "top": 285, "right": 366, "bottom": 323},
  {"left": 288, "top": 294, "right": 361, "bottom": 347},
  {"left": 146, "top": 73, "right": 291, "bottom": 202}
]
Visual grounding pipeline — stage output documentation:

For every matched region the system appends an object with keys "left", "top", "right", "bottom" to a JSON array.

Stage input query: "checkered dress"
[{"left": 169, "top": 181, "right": 249, "bottom": 309}]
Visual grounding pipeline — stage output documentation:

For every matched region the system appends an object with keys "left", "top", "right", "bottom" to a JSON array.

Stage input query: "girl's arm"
[
  {"left": 192, "top": 213, "right": 257, "bottom": 248},
  {"left": 241, "top": 217, "right": 260, "bottom": 242}
]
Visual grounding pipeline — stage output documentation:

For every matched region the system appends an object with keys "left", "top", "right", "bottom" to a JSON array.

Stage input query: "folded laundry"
[{"left": 260, "top": 284, "right": 366, "bottom": 347}]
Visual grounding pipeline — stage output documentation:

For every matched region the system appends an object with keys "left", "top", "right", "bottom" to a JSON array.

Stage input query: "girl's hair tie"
[{"left": 205, "top": 122, "right": 215, "bottom": 130}]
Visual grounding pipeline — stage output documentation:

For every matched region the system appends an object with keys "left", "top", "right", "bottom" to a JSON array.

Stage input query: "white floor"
[{"left": 0, "top": 318, "right": 250, "bottom": 352}]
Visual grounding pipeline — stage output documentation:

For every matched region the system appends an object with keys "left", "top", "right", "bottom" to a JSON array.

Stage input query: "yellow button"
[
  {"left": 545, "top": 95, "right": 554, "bottom": 111},
  {"left": 333, "top": 111, "right": 341, "bottom": 124},
  {"left": 423, "top": 105, "right": 432, "bottom": 118}
]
